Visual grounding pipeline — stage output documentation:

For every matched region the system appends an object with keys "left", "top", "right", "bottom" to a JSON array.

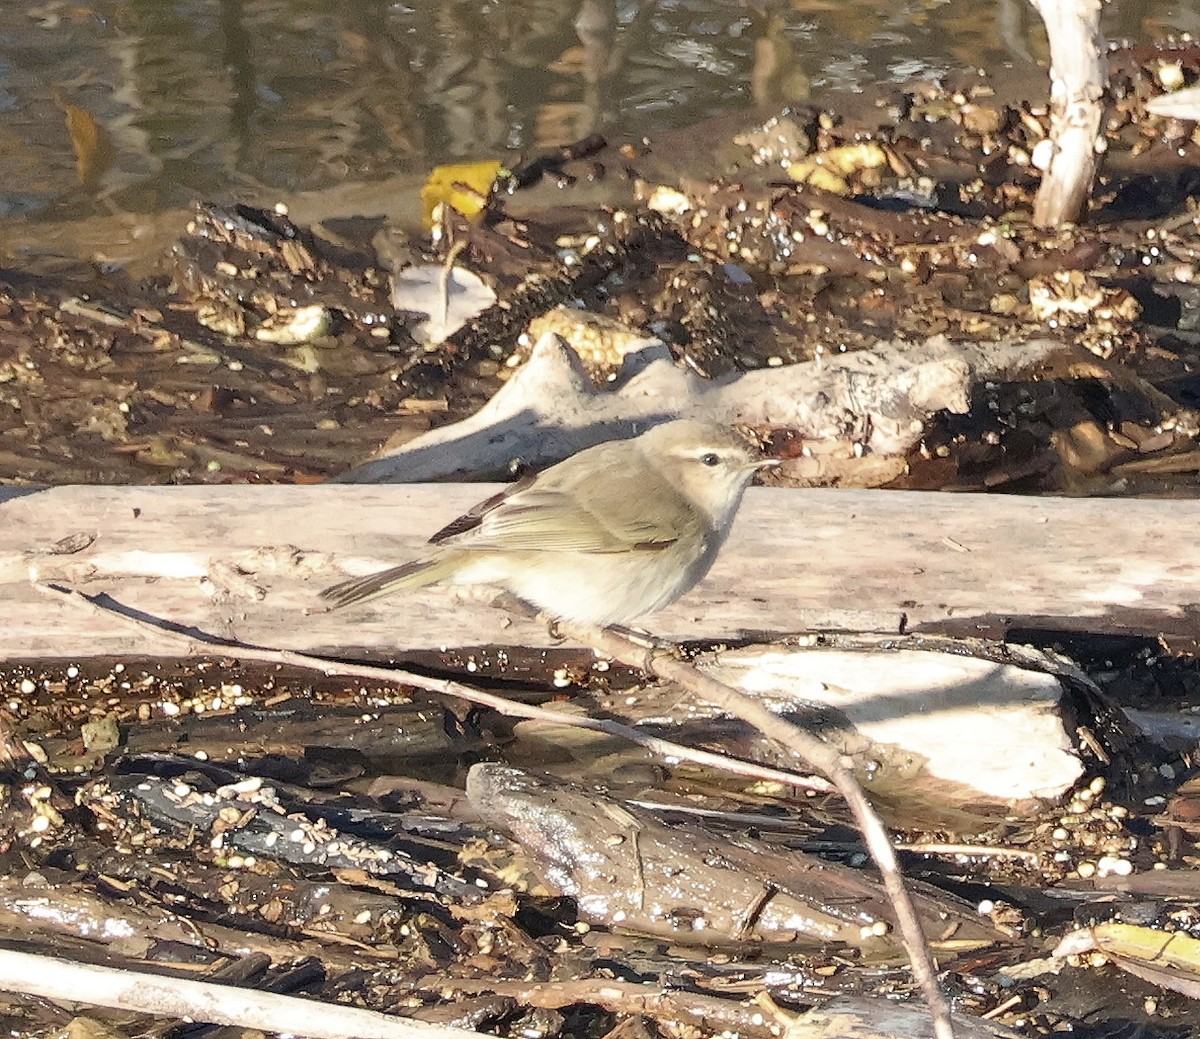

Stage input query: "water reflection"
[{"left": 0, "top": 0, "right": 1190, "bottom": 257}]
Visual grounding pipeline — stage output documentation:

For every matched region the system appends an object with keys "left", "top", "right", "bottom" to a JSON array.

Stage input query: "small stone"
[
  {"left": 1157, "top": 60, "right": 1186, "bottom": 92},
  {"left": 961, "top": 103, "right": 1004, "bottom": 135}
]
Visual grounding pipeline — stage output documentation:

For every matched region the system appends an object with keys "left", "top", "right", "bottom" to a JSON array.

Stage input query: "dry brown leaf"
[{"left": 54, "top": 91, "right": 115, "bottom": 188}]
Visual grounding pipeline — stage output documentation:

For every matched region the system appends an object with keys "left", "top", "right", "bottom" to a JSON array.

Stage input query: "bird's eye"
[{"left": 700, "top": 452, "right": 720, "bottom": 467}]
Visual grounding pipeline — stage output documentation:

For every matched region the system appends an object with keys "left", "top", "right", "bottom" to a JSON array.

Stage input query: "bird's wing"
[
  {"left": 428, "top": 474, "right": 536, "bottom": 544},
  {"left": 431, "top": 441, "right": 699, "bottom": 553},
  {"left": 440, "top": 481, "right": 690, "bottom": 553},
  {"left": 480, "top": 489, "right": 674, "bottom": 552}
]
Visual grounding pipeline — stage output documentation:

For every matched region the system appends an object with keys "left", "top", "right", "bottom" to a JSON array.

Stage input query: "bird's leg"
[
  {"left": 607, "top": 623, "right": 681, "bottom": 657},
  {"left": 592, "top": 624, "right": 686, "bottom": 676},
  {"left": 490, "top": 594, "right": 569, "bottom": 643}
]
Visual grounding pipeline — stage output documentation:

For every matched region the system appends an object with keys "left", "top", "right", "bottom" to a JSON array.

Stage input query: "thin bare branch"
[
  {"left": 40, "top": 583, "right": 949, "bottom": 1039},
  {"left": 554, "top": 619, "right": 957, "bottom": 1039},
  {"left": 0, "top": 948, "right": 485, "bottom": 1039},
  {"left": 37, "top": 583, "right": 832, "bottom": 797}
]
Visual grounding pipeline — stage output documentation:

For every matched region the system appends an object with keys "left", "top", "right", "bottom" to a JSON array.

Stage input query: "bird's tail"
[{"left": 320, "top": 554, "right": 459, "bottom": 610}]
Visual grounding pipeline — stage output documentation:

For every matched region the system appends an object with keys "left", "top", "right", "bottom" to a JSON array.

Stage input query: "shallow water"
[{"left": 0, "top": 0, "right": 1193, "bottom": 263}]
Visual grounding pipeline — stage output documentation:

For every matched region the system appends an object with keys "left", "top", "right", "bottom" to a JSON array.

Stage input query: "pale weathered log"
[
  {"left": 2, "top": 485, "right": 1198, "bottom": 660},
  {"left": 1027, "top": 0, "right": 1107, "bottom": 227},
  {"left": 339, "top": 333, "right": 1069, "bottom": 483}
]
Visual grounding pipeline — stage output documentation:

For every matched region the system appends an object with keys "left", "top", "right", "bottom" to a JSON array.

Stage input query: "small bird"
[{"left": 320, "top": 419, "right": 774, "bottom": 626}]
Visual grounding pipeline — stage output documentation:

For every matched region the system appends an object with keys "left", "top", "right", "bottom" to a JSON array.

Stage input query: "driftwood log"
[
  {"left": 2, "top": 484, "right": 1198, "bottom": 658},
  {"left": 1026, "top": 0, "right": 1108, "bottom": 228},
  {"left": 339, "top": 333, "right": 1070, "bottom": 483}
]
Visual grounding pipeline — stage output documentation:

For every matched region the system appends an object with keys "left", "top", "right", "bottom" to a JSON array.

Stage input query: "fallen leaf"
[
  {"left": 391, "top": 263, "right": 497, "bottom": 345},
  {"left": 55, "top": 92, "right": 115, "bottom": 189},
  {"left": 420, "top": 159, "right": 502, "bottom": 227}
]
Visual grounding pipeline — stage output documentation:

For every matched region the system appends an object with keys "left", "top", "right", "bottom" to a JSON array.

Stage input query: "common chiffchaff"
[{"left": 320, "top": 419, "right": 774, "bottom": 625}]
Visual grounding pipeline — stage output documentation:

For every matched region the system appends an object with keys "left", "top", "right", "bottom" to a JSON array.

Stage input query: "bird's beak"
[{"left": 741, "top": 457, "right": 779, "bottom": 473}]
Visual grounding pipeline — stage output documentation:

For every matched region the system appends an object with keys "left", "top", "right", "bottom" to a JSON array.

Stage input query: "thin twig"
[
  {"left": 37, "top": 584, "right": 832, "bottom": 797},
  {"left": 0, "top": 948, "right": 485, "bottom": 1039},
  {"left": 439, "top": 239, "right": 469, "bottom": 328},
  {"left": 41, "top": 584, "right": 949, "bottom": 1039},
  {"left": 555, "top": 619, "right": 957, "bottom": 1039}
]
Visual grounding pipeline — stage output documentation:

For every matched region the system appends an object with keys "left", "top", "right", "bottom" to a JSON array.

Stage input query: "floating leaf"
[
  {"left": 55, "top": 91, "right": 115, "bottom": 189},
  {"left": 1056, "top": 923, "right": 1200, "bottom": 1000}
]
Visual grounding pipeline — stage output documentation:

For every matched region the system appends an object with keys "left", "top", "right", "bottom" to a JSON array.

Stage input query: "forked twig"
[
  {"left": 39, "top": 583, "right": 952, "bottom": 1039},
  {"left": 37, "top": 584, "right": 832, "bottom": 797},
  {"left": 555, "top": 620, "right": 955, "bottom": 1039}
]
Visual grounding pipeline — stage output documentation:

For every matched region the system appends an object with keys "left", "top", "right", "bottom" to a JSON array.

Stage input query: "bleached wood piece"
[
  {"left": 1027, "top": 0, "right": 1107, "bottom": 227},
  {"left": 1, "top": 485, "right": 1198, "bottom": 660},
  {"left": 1146, "top": 85, "right": 1200, "bottom": 120},
  {"left": 339, "top": 333, "right": 1069, "bottom": 483},
  {"left": 0, "top": 948, "right": 483, "bottom": 1039},
  {"left": 705, "top": 644, "right": 1084, "bottom": 810}
]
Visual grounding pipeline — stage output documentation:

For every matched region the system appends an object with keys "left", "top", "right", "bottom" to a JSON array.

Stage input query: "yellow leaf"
[
  {"left": 1091, "top": 922, "right": 1200, "bottom": 973},
  {"left": 420, "top": 159, "right": 502, "bottom": 228},
  {"left": 786, "top": 142, "right": 893, "bottom": 195}
]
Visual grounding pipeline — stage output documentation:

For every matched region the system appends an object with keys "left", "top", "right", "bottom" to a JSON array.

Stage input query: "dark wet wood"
[
  {"left": 465, "top": 763, "right": 1004, "bottom": 951},
  {"left": 2, "top": 484, "right": 1198, "bottom": 659}
]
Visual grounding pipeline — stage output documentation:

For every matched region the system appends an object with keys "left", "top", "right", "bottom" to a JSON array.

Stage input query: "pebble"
[{"left": 1097, "top": 855, "right": 1133, "bottom": 878}]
